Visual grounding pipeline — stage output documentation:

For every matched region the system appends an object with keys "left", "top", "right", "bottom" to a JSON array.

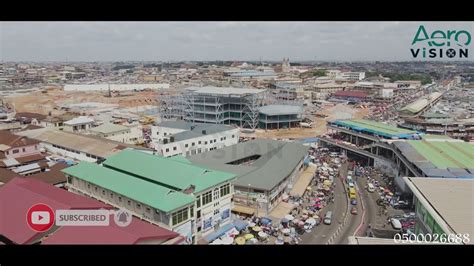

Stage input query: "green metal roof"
[
  {"left": 421, "top": 134, "right": 453, "bottom": 140},
  {"left": 62, "top": 162, "right": 195, "bottom": 213},
  {"left": 338, "top": 119, "right": 416, "bottom": 135},
  {"left": 408, "top": 141, "right": 474, "bottom": 169},
  {"left": 103, "top": 149, "right": 236, "bottom": 193}
]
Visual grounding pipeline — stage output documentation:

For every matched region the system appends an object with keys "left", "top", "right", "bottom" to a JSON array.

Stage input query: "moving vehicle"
[
  {"left": 348, "top": 187, "right": 356, "bottom": 198},
  {"left": 367, "top": 183, "right": 375, "bottom": 193},
  {"left": 323, "top": 211, "right": 333, "bottom": 225},
  {"left": 350, "top": 207, "right": 358, "bottom": 215},
  {"left": 351, "top": 198, "right": 358, "bottom": 205}
]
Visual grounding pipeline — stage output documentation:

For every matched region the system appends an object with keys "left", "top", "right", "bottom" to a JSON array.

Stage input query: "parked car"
[
  {"left": 351, "top": 198, "right": 358, "bottom": 205},
  {"left": 391, "top": 218, "right": 402, "bottom": 230},
  {"left": 350, "top": 207, "right": 358, "bottom": 215},
  {"left": 367, "top": 183, "right": 375, "bottom": 193}
]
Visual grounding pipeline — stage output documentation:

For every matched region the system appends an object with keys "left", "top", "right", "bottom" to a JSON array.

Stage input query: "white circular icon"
[{"left": 113, "top": 209, "right": 132, "bottom": 227}]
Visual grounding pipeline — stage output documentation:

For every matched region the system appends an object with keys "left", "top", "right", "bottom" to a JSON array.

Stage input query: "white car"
[{"left": 367, "top": 183, "right": 375, "bottom": 193}]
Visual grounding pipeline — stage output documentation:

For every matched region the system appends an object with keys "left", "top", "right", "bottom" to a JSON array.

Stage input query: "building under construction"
[{"left": 159, "top": 86, "right": 266, "bottom": 130}]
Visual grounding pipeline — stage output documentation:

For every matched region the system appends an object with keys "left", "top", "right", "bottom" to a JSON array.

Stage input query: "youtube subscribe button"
[
  {"left": 27, "top": 203, "right": 55, "bottom": 232},
  {"left": 55, "top": 210, "right": 110, "bottom": 226}
]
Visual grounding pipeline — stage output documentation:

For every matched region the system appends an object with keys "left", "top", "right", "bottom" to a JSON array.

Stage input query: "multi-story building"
[
  {"left": 160, "top": 86, "right": 266, "bottom": 130},
  {"left": 150, "top": 121, "right": 239, "bottom": 157},
  {"left": 258, "top": 104, "right": 303, "bottom": 130},
  {"left": 63, "top": 149, "right": 236, "bottom": 244}
]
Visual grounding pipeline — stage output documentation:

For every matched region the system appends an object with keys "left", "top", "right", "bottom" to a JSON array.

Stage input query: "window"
[
  {"left": 202, "top": 191, "right": 212, "bottom": 206},
  {"left": 5, "top": 151, "right": 8, "bottom": 155},
  {"left": 214, "top": 139, "right": 217, "bottom": 143},
  {"left": 220, "top": 183, "right": 230, "bottom": 197},
  {"left": 196, "top": 196, "right": 201, "bottom": 208},
  {"left": 190, "top": 206, "right": 194, "bottom": 218},
  {"left": 146, "top": 207, "right": 151, "bottom": 213},
  {"left": 110, "top": 193, "right": 113, "bottom": 199},
  {"left": 192, "top": 142, "right": 195, "bottom": 146},
  {"left": 232, "top": 135, "right": 235, "bottom": 138},
  {"left": 185, "top": 144, "right": 188, "bottom": 148},
  {"left": 22, "top": 148, "right": 26, "bottom": 152},
  {"left": 12, "top": 149, "right": 19, "bottom": 154},
  {"left": 102, "top": 190, "right": 105, "bottom": 195},
  {"left": 172, "top": 208, "right": 189, "bottom": 225},
  {"left": 95, "top": 186, "right": 98, "bottom": 192},
  {"left": 164, "top": 132, "right": 167, "bottom": 136},
  {"left": 137, "top": 203, "right": 141, "bottom": 209},
  {"left": 220, "top": 137, "right": 223, "bottom": 141},
  {"left": 87, "top": 184, "right": 91, "bottom": 189},
  {"left": 173, "top": 146, "right": 177, "bottom": 151},
  {"left": 156, "top": 131, "right": 159, "bottom": 135},
  {"left": 205, "top": 141, "right": 208, "bottom": 145},
  {"left": 213, "top": 188, "right": 220, "bottom": 201},
  {"left": 197, "top": 210, "right": 201, "bottom": 218},
  {"left": 119, "top": 196, "right": 122, "bottom": 202},
  {"left": 128, "top": 200, "right": 131, "bottom": 206},
  {"left": 213, "top": 209, "right": 220, "bottom": 216},
  {"left": 166, "top": 148, "right": 169, "bottom": 152},
  {"left": 198, "top": 141, "right": 201, "bottom": 144}
]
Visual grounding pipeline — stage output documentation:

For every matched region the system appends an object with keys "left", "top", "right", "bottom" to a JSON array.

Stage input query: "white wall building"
[
  {"left": 338, "top": 72, "right": 366, "bottom": 81},
  {"left": 88, "top": 123, "right": 143, "bottom": 144},
  {"left": 63, "top": 83, "right": 170, "bottom": 92},
  {"left": 63, "top": 116, "right": 95, "bottom": 133},
  {"left": 151, "top": 121, "right": 240, "bottom": 157}
]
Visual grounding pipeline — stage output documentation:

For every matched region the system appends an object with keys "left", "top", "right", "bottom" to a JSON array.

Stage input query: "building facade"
[
  {"left": 151, "top": 121, "right": 240, "bottom": 157},
  {"left": 63, "top": 149, "right": 236, "bottom": 244}
]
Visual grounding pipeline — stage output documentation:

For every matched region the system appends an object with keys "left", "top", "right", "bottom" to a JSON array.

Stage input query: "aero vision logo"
[{"left": 410, "top": 25, "right": 471, "bottom": 59}]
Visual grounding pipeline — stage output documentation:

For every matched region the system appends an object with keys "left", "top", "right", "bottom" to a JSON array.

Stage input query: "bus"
[{"left": 348, "top": 187, "right": 357, "bottom": 199}]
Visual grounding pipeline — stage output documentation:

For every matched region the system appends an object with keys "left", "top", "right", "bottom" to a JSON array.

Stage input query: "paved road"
[
  {"left": 300, "top": 164, "right": 348, "bottom": 244},
  {"left": 334, "top": 174, "right": 375, "bottom": 243}
]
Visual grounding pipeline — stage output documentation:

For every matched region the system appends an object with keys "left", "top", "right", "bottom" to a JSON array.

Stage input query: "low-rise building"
[
  {"left": 88, "top": 123, "right": 142, "bottom": 144},
  {"left": 0, "top": 177, "right": 180, "bottom": 245},
  {"left": 63, "top": 149, "right": 237, "bottom": 244},
  {"left": 0, "top": 130, "right": 41, "bottom": 160},
  {"left": 188, "top": 139, "right": 309, "bottom": 216},
  {"left": 15, "top": 128, "right": 147, "bottom": 163},
  {"left": 63, "top": 116, "right": 95, "bottom": 132},
  {"left": 151, "top": 121, "right": 239, "bottom": 157},
  {"left": 404, "top": 177, "right": 473, "bottom": 244}
]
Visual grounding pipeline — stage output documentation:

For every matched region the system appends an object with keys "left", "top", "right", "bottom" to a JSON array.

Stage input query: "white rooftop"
[
  {"left": 405, "top": 177, "right": 474, "bottom": 237},
  {"left": 186, "top": 86, "right": 265, "bottom": 95},
  {"left": 64, "top": 116, "right": 94, "bottom": 126}
]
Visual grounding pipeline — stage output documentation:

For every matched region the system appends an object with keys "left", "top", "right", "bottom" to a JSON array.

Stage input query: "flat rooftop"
[
  {"left": 330, "top": 119, "right": 417, "bottom": 139},
  {"left": 186, "top": 86, "right": 265, "bottom": 96},
  {"left": 157, "top": 121, "right": 236, "bottom": 142},
  {"left": 404, "top": 177, "right": 474, "bottom": 237},
  {"left": 259, "top": 105, "right": 303, "bottom": 116},
  {"left": 188, "top": 139, "right": 308, "bottom": 191}
]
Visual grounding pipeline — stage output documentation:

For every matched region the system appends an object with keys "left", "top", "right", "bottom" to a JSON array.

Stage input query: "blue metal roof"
[{"left": 204, "top": 222, "right": 235, "bottom": 242}]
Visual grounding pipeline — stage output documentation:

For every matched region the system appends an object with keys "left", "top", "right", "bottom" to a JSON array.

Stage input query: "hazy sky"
[{"left": 1, "top": 21, "right": 473, "bottom": 62}]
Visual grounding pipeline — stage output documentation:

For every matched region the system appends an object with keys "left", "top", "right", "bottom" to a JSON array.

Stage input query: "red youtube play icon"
[{"left": 27, "top": 203, "right": 55, "bottom": 232}]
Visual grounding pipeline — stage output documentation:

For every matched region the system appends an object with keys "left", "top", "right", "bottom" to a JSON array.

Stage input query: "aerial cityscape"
[{"left": 0, "top": 21, "right": 473, "bottom": 246}]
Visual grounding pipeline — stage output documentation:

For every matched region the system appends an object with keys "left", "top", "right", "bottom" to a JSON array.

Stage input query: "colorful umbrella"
[
  {"left": 244, "top": 234, "right": 255, "bottom": 240},
  {"left": 234, "top": 237, "right": 246, "bottom": 245}
]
